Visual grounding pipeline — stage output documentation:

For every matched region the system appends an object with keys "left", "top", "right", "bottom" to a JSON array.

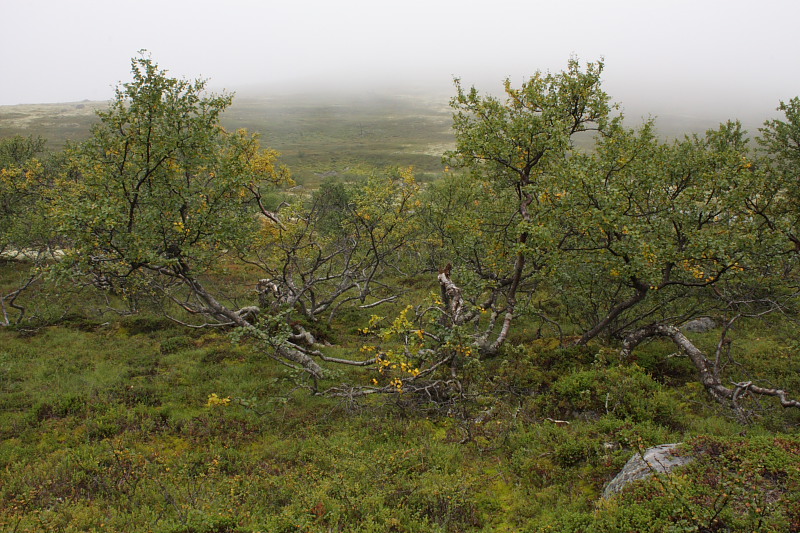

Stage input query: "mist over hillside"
[
  {"left": 0, "top": 82, "right": 787, "bottom": 167},
  {"left": 4, "top": 49, "right": 800, "bottom": 532}
]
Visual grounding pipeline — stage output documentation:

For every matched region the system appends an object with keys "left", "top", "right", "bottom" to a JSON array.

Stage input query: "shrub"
[
  {"left": 29, "top": 394, "right": 87, "bottom": 422},
  {"left": 160, "top": 336, "right": 194, "bottom": 355},
  {"left": 544, "top": 364, "right": 689, "bottom": 428},
  {"left": 122, "top": 314, "right": 175, "bottom": 335}
]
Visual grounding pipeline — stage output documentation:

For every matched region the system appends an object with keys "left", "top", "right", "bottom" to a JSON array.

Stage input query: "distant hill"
[
  {"left": 0, "top": 91, "right": 775, "bottom": 184},
  {"left": 0, "top": 93, "right": 455, "bottom": 185},
  {"left": 0, "top": 100, "right": 105, "bottom": 150}
]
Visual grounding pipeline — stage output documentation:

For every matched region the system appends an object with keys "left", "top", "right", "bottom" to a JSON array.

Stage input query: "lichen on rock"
[{"left": 602, "top": 443, "right": 693, "bottom": 499}]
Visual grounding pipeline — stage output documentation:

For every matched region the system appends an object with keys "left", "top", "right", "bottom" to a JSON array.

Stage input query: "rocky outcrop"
[{"left": 602, "top": 443, "right": 693, "bottom": 499}]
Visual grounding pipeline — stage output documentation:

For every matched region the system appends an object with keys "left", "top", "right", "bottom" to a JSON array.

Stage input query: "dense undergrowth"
[
  {"left": 3, "top": 56, "right": 800, "bottom": 532},
  {"left": 1, "top": 268, "right": 799, "bottom": 532}
]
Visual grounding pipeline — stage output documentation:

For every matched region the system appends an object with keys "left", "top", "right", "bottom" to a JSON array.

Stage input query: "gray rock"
[
  {"left": 602, "top": 443, "right": 693, "bottom": 499},
  {"left": 682, "top": 317, "right": 717, "bottom": 333}
]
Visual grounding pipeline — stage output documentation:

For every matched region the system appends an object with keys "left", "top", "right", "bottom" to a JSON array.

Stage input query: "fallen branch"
[{"left": 622, "top": 323, "right": 800, "bottom": 411}]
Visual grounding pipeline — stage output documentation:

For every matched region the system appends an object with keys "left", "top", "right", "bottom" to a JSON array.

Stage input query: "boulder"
[
  {"left": 602, "top": 443, "right": 693, "bottom": 499},
  {"left": 682, "top": 317, "right": 716, "bottom": 333}
]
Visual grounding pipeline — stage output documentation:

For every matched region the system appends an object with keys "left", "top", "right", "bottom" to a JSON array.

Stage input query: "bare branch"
[
  {"left": 0, "top": 270, "right": 41, "bottom": 326},
  {"left": 359, "top": 295, "right": 399, "bottom": 309},
  {"left": 623, "top": 323, "right": 800, "bottom": 411},
  {"left": 317, "top": 354, "right": 375, "bottom": 367}
]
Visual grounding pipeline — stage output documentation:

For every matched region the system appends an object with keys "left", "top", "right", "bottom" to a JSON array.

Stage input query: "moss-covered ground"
[{"left": 1, "top": 288, "right": 799, "bottom": 532}]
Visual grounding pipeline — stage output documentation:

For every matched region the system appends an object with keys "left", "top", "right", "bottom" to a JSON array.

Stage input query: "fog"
[{"left": 3, "top": 0, "right": 799, "bottom": 126}]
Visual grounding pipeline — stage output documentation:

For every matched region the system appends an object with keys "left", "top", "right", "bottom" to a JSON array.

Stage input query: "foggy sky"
[{"left": 3, "top": 0, "right": 799, "bottom": 122}]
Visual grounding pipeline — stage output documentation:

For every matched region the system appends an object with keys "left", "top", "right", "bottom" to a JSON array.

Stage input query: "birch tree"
[
  {"left": 52, "top": 54, "right": 326, "bottom": 377},
  {"left": 444, "top": 58, "right": 612, "bottom": 354}
]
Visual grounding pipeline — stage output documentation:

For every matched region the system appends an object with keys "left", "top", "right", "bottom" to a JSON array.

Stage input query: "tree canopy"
[{"left": 53, "top": 54, "right": 289, "bottom": 292}]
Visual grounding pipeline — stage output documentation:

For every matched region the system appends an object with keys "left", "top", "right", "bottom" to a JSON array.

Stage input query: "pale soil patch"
[
  {"left": 0, "top": 101, "right": 105, "bottom": 129},
  {"left": 0, "top": 248, "right": 64, "bottom": 261}
]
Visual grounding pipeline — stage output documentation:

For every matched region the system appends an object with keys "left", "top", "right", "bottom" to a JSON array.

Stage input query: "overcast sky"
[{"left": 2, "top": 0, "right": 799, "bottom": 121}]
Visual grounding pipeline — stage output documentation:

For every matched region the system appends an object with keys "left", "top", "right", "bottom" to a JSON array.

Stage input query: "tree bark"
[
  {"left": 486, "top": 239, "right": 527, "bottom": 355},
  {"left": 437, "top": 263, "right": 464, "bottom": 326}
]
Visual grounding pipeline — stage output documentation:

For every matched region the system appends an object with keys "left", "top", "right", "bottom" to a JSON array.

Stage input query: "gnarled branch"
[{"left": 622, "top": 323, "right": 800, "bottom": 411}]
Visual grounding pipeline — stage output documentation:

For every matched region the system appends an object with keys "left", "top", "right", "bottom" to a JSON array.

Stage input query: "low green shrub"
[
  {"left": 121, "top": 313, "right": 176, "bottom": 335},
  {"left": 160, "top": 335, "right": 194, "bottom": 354},
  {"left": 543, "top": 364, "right": 689, "bottom": 428},
  {"left": 29, "top": 393, "right": 87, "bottom": 422}
]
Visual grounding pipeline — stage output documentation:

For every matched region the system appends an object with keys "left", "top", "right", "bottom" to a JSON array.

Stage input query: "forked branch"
[{"left": 622, "top": 323, "right": 800, "bottom": 411}]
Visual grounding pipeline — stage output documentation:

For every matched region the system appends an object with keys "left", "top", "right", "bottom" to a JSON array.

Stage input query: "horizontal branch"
[{"left": 359, "top": 295, "right": 399, "bottom": 309}]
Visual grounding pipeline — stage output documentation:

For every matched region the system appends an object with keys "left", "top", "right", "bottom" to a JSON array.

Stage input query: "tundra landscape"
[{"left": 1, "top": 55, "right": 800, "bottom": 532}]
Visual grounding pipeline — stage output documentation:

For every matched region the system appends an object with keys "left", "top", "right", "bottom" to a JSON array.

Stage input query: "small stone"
[
  {"left": 602, "top": 443, "right": 693, "bottom": 499},
  {"left": 682, "top": 317, "right": 716, "bottom": 333}
]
